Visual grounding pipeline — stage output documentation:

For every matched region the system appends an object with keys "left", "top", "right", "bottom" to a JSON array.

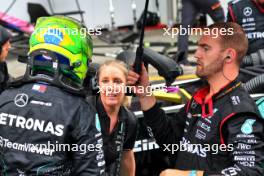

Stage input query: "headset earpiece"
[{"left": 225, "top": 56, "right": 231, "bottom": 63}]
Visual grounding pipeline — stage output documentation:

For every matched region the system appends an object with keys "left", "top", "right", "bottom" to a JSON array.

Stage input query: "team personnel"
[
  {"left": 227, "top": 0, "right": 264, "bottom": 55},
  {"left": 128, "top": 22, "right": 264, "bottom": 175},
  {"left": 174, "top": 0, "right": 225, "bottom": 65},
  {"left": 0, "top": 16, "right": 105, "bottom": 175},
  {"left": 87, "top": 60, "right": 137, "bottom": 176},
  {"left": 0, "top": 26, "right": 11, "bottom": 93}
]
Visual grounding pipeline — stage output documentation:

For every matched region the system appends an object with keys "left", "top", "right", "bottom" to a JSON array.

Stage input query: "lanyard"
[
  {"left": 214, "top": 82, "right": 242, "bottom": 100},
  {"left": 114, "top": 120, "right": 125, "bottom": 176}
]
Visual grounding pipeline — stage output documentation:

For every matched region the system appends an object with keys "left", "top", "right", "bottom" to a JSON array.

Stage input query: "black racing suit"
[
  {"left": 0, "top": 83, "right": 105, "bottom": 175},
  {"left": 227, "top": 0, "right": 264, "bottom": 55},
  {"left": 143, "top": 79, "right": 264, "bottom": 175}
]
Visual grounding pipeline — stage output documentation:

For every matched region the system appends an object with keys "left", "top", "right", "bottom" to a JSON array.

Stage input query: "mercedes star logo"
[
  {"left": 14, "top": 93, "right": 29, "bottom": 107},
  {"left": 243, "top": 7, "right": 252, "bottom": 17}
]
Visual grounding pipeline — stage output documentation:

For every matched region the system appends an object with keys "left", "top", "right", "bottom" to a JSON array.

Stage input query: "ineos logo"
[
  {"left": 243, "top": 7, "right": 252, "bottom": 17},
  {"left": 14, "top": 93, "right": 29, "bottom": 107}
]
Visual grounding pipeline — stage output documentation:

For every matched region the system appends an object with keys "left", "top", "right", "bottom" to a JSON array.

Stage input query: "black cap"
[{"left": 0, "top": 26, "right": 11, "bottom": 47}]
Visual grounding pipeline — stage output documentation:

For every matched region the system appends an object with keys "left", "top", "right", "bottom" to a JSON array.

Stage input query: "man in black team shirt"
[
  {"left": 227, "top": 0, "right": 264, "bottom": 66},
  {"left": 127, "top": 22, "right": 264, "bottom": 176}
]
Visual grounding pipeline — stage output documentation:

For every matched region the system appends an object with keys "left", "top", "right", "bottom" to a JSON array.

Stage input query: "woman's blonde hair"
[
  {"left": 98, "top": 60, "right": 131, "bottom": 107},
  {"left": 98, "top": 60, "right": 128, "bottom": 79}
]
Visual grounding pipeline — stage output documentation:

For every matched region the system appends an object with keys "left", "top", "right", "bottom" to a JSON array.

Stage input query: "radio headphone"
[{"left": 225, "top": 55, "right": 231, "bottom": 63}]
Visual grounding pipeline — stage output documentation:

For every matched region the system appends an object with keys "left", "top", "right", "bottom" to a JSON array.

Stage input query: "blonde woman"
[{"left": 87, "top": 60, "right": 137, "bottom": 176}]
